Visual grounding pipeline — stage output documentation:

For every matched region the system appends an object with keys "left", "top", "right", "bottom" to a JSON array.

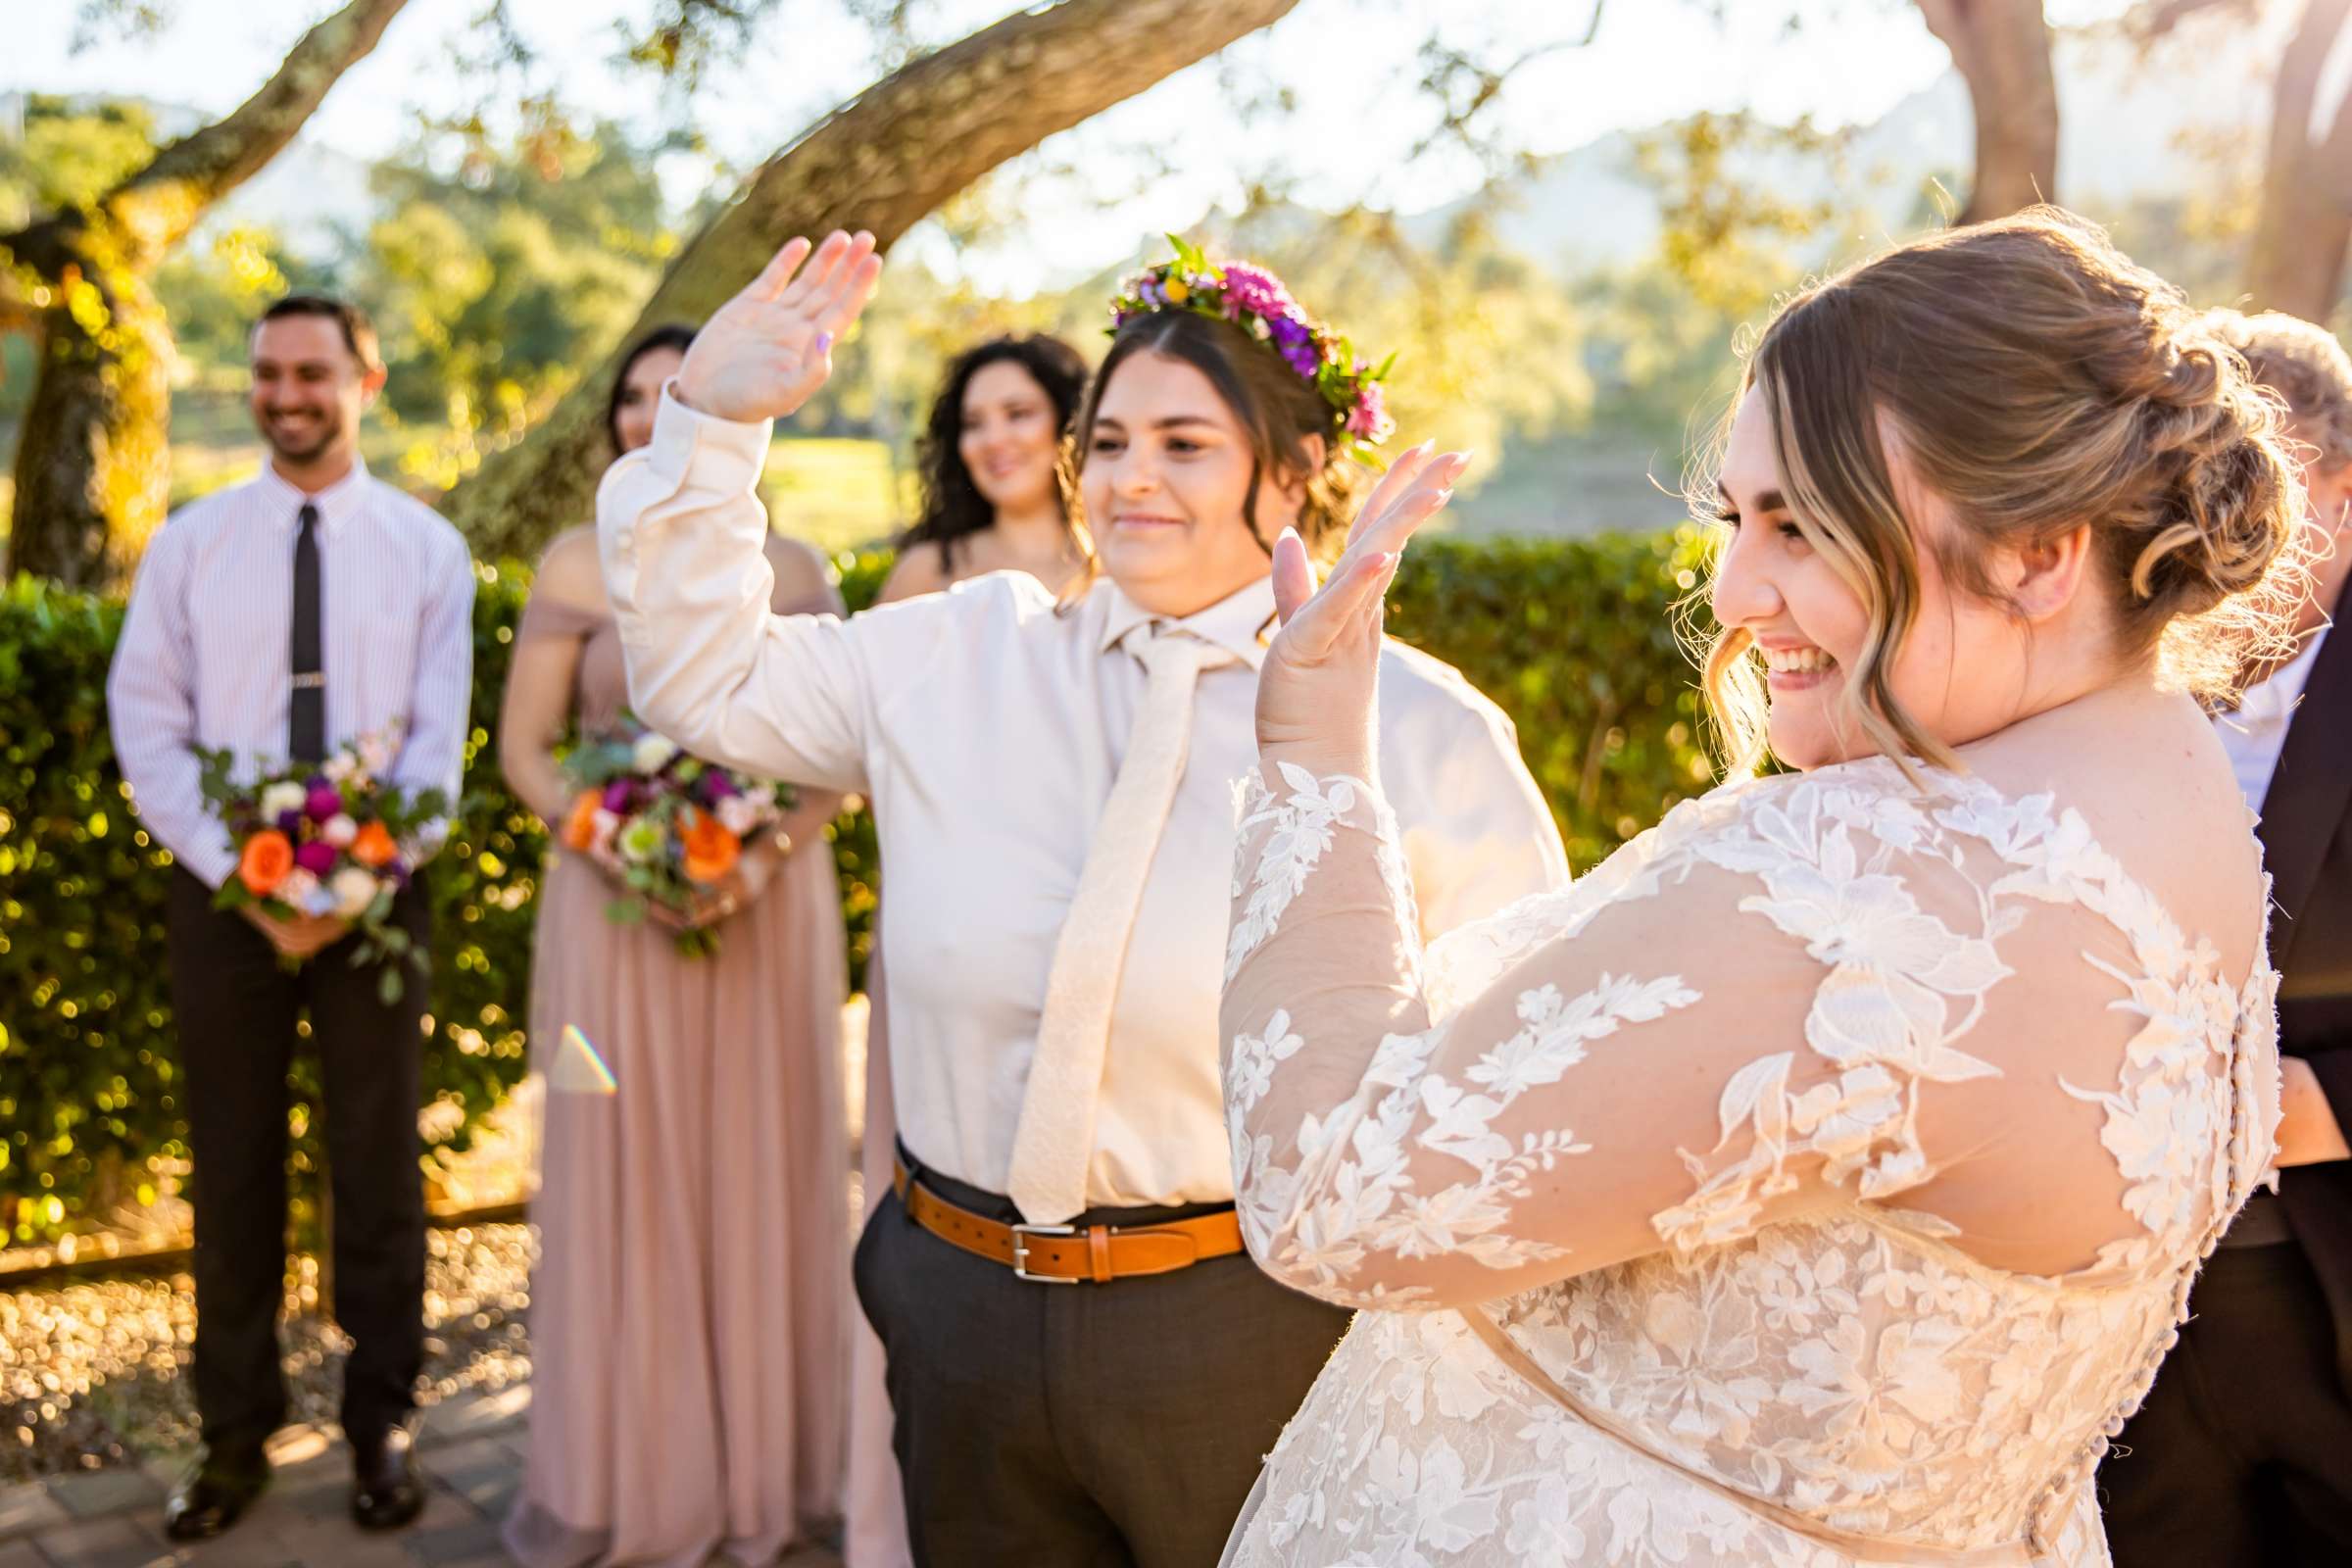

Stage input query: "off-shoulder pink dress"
[{"left": 504, "top": 589, "right": 850, "bottom": 1568}]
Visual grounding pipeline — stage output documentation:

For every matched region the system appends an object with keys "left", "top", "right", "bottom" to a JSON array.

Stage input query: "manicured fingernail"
[
  {"left": 1279, "top": 526, "right": 1302, "bottom": 549},
  {"left": 815, "top": 331, "right": 835, "bottom": 354}
]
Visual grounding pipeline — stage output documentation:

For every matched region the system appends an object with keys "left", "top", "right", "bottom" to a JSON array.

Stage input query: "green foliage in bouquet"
[{"left": 194, "top": 738, "right": 452, "bottom": 1004}]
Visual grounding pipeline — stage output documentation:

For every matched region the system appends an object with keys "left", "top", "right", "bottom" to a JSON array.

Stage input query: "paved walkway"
[{"left": 0, "top": 1387, "right": 843, "bottom": 1568}]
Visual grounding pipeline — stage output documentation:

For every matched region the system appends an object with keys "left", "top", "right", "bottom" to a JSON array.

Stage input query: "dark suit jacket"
[{"left": 2260, "top": 619, "right": 2352, "bottom": 1380}]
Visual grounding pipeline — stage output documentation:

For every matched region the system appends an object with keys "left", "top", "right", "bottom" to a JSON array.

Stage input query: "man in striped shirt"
[{"left": 108, "top": 295, "right": 473, "bottom": 1543}]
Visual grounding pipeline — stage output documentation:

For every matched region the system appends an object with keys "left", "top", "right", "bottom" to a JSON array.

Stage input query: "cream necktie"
[{"left": 1005, "top": 626, "right": 1233, "bottom": 1224}]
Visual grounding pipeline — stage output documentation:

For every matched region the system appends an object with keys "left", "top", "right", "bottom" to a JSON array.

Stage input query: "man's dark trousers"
[{"left": 166, "top": 867, "right": 429, "bottom": 1453}]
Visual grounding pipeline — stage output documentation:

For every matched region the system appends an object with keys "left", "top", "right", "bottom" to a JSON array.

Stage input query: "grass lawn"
[
  {"left": 759, "top": 436, "right": 910, "bottom": 555},
  {"left": 0, "top": 387, "right": 908, "bottom": 564}
]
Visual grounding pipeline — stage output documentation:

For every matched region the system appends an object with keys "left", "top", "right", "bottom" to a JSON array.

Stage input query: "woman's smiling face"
[
  {"left": 1079, "top": 350, "right": 1298, "bottom": 616},
  {"left": 1709, "top": 385, "right": 2040, "bottom": 768}
]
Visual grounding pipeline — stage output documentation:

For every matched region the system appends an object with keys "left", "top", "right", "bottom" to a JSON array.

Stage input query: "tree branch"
[
  {"left": 89, "top": 0, "right": 410, "bottom": 269},
  {"left": 444, "top": 0, "right": 1303, "bottom": 552},
  {"left": 1408, "top": 4, "right": 1609, "bottom": 166}
]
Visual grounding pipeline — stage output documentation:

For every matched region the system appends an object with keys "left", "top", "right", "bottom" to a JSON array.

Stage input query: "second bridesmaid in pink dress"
[{"left": 503, "top": 325, "right": 854, "bottom": 1567}]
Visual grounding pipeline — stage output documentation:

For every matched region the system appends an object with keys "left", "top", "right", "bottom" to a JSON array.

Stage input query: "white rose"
[
  {"left": 329, "top": 866, "right": 380, "bottom": 918},
  {"left": 321, "top": 813, "right": 358, "bottom": 848},
  {"left": 278, "top": 867, "right": 320, "bottom": 908},
  {"left": 260, "top": 782, "right": 307, "bottom": 818},
  {"left": 632, "top": 733, "right": 680, "bottom": 774},
  {"left": 715, "top": 795, "right": 761, "bottom": 837}
]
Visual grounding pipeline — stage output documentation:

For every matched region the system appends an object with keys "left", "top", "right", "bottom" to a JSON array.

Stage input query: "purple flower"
[
  {"left": 602, "top": 779, "right": 635, "bottom": 813},
  {"left": 1282, "top": 342, "right": 1321, "bottom": 379},
  {"left": 306, "top": 784, "right": 343, "bottom": 821},
  {"left": 1271, "top": 317, "right": 1311, "bottom": 348},
  {"left": 294, "top": 840, "right": 338, "bottom": 876},
  {"left": 701, "top": 770, "right": 740, "bottom": 801},
  {"left": 276, "top": 809, "right": 303, "bottom": 835}
]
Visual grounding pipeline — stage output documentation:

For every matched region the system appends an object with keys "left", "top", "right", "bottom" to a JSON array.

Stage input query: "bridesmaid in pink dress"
[
  {"left": 502, "top": 325, "right": 852, "bottom": 1567},
  {"left": 848, "top": 334, "right": 1089, "bottom": 1568}
]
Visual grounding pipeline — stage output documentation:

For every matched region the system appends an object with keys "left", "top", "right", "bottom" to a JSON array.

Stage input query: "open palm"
[
  {"left": 674, "top": 230, "right": 886, "bottom": 424},
  {"left": 1254, "top": 442, "right": 1470, "bottom": 768}
]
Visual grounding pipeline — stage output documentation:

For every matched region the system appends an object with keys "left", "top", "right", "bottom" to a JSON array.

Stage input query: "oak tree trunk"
[
  {"left": 445, "top": 0, "right": 1302, "bottom": 560},
  {"left": 11, "top": 276, "right": 172, "bottom": 590},
  {"left": 1915, "top": 0, "right": 2059, "bottom": 223},
  {"left": 2246, "top": 0, "right": 2352, "bottom": 319}
]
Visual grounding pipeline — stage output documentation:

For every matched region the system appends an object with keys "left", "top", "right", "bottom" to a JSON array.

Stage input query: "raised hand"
[
  {"left": 673, "top": 230, "right": 885, "bottom": 424},
  {"left": 1254, "top": 443, "right": 1470, "bottom": 773}
]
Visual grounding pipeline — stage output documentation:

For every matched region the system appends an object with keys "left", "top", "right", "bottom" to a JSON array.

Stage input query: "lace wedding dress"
[{"left": 1218, "top": 757, "right": 2278, "bottom": 1566}]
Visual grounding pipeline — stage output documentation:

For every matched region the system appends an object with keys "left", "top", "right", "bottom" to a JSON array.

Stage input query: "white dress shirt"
[
  {"left": 2219, "top": 628, "right": 2328, "bottom": 816},
  {"left": 109, "top": 459, "right": 476, "bottom": 890},
  {"left": 601, "top": 392, "right": 1570, "bottom": 1206}
]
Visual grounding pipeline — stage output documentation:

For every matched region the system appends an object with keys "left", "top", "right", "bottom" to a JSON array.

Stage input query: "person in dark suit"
[{"left": 2103, "top": 309, "right": 2352, "bottom": 1564}]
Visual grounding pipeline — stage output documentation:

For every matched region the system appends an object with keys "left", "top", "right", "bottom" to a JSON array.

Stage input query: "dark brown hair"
[
  {"left": 1698, "top": 207, "right": 2300, "bottom": 774},
  {"left": 607, "top": 323, "right": 698, "bottom": 459},
  {"left": 256, "top": 293, "right": 382, "bottom": 376},
  {"left": 904, "top": 334, "right": 1089, "bottom": 571}
]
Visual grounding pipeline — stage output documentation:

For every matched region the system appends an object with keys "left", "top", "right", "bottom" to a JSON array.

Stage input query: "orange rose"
[
  {"left": 350, "top": 820, "right": 399, "bottom": 869},
  {"left": 679, "top": 807, "right": 740, "bottom": 885},
  {"left": 238, "top": 830, "right": 294, "bottom": 897},
  {"left": 562, "top": 790, "right": 603, "bottom": 852}
]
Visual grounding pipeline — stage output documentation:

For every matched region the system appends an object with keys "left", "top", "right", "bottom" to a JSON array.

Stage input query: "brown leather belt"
[{"left": 892, "top": 1160, "right": 1244, "bottom": 1284}]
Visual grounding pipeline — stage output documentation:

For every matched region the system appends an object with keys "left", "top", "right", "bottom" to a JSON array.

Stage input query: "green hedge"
[{"left": 0, "top": 530, "right": 1714, "bottom": 1242}]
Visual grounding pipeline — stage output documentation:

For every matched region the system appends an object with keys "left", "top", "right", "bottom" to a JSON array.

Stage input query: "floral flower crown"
[{"left": 1109, "top": 235, "right": 1396, "bottom": 464}]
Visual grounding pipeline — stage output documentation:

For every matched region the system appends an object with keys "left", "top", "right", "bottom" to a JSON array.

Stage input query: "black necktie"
[{"left": 290, "top": 502, "right": 325, "bottom": 764}]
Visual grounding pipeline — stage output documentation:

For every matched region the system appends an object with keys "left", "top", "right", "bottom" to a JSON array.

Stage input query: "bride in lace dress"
[{"left": 1216, "top": 210, "right": 2298, "bottom": 1566}]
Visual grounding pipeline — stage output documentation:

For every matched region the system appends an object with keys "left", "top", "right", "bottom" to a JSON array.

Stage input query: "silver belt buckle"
[{"left": 1009, "top": 1222, "right": 1079, "bottom": 1283}]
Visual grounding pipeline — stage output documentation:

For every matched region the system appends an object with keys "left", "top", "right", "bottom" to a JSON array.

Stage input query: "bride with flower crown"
[{"left": 1216, "top": 207, "right": 2289, "bottom": 1565}]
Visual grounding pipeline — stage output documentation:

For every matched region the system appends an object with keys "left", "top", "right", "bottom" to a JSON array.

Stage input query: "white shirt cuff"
[{"left": 645, "top": 382, "right": 773, "bottom": 499}]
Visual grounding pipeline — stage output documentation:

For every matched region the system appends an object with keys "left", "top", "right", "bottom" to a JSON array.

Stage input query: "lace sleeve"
[{"left": 1221, "top": 760, "right": 2266, "bottom": 1310}]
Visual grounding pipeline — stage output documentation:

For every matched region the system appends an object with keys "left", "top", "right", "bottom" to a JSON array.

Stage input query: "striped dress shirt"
[{"left": 108, "top": 459, "right": 475, "bottom": 891}]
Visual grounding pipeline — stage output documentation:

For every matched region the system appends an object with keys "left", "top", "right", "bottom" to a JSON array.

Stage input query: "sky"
[{"left": 16, "top": 0, "right": 2154, "bottom": 289}]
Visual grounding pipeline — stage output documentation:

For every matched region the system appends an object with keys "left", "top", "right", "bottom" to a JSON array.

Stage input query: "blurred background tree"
[
  {"left": 1, "top": 0, "right": 411, "bottom": 588},
  {"left": 356, "top": 106, "right": 677, "bottom": 487},
  {"left": 0, "top": 0, "right": 2321, "bottom": 569}
]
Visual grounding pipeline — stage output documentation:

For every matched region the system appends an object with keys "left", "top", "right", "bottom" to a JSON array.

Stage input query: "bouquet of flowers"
[
  {"left": 559, "top": 720, "right": 790, "bottom": 957},
  {"left": 196, "top": 728, "right": 444, "bottom": 1003}
]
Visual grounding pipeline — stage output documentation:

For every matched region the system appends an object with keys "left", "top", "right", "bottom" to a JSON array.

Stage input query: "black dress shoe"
[
  {"left": 350, "top": 1422, "right": 425, "bottom": 1531},
  {"left": 163, "top": 1444, "right": 270, "bottom": 1542}
]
